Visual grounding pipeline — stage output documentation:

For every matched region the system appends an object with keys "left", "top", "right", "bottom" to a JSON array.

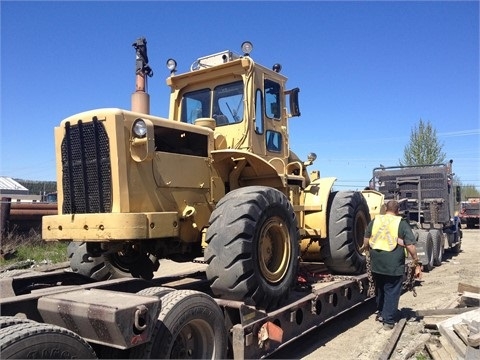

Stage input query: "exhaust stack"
[{"left": 131, "top": 37, "right": 153, "bottom": 114}]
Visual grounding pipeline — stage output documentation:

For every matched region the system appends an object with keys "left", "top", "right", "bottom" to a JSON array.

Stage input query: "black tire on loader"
[
  {"left": 321, "top": 191, "right": 370, "bottom": 274},
  {"left": 68, "top": 241, "right": 157, "bottom": 281},
  {"left": 430, "top": 229, "right": 444, "bottom": 266},
  {"left": 130, "top": 290, "right": 228, "bottom": 359},
  {"left": 204, "top": 186, "right": 300, "bottom": 310},
  {"left": 0, "top": 322, "right": 97, "bottom": 359},
  {"left": 68, "top": 241, "right": 112, "bottom": 280}
]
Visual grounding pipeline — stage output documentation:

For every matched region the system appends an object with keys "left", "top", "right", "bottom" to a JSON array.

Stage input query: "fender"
[
  {"left": 303, "top": 177, "right": 337, "bottom": 239},
  {"left": 211, "top": 149, "right": 285, "bottom": 190},
  {"left": 360, "top": 189, "right": 385, "bottom": 220}
]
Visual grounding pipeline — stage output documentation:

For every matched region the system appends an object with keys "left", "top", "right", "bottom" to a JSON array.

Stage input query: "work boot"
[{"left": 383, "top": 323, "right": 395, "bottom": 330}]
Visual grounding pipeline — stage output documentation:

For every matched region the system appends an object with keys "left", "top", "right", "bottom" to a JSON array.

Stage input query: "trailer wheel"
[
  {"left": 131, "top": 290, "right": 227, "bottom": 359},
  {"left": 204, "top": 186, "right": 299, "bottom": 309},
  {"left": 417, "top": 231, "right": 434, "bottom": 272},
  {"left": 0, "top": 322, "right": 97, "bottom": 359},
  {"left": 430, "top": 230, "right": 444, "bottom": 266},
  {"left": 136, "top": 286, "right": 174, "bottom": 298},
  {"left": 0, "top": 316, "right": 36, "bottom": 329},
  {"left": 69, "top": 242, "right": 157, "bottom": 280},
  {"left": 321, "top": 191, "right": 370, "bottom": 274}
]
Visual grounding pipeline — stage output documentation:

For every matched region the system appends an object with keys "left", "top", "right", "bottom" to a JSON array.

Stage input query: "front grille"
[{"left": 61, "top": 117, "right": 112, "bottom": 214}]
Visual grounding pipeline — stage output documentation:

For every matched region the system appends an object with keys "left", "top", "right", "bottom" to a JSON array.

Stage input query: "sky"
[{"left": 1, "top": 1, "right": 479, "bottom": 191}]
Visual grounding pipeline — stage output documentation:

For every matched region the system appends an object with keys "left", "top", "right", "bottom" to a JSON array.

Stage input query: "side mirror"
[
  {"left": 287, "top": 88, "right": 301, "bottom": 117},
  {"left": 455, "top": 185, "right": 461, "bottom": 203}
]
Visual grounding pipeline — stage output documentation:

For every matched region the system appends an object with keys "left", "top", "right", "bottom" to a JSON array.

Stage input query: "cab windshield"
[{"left": 181, "top": 81, "right": 244, "bottom": 126}]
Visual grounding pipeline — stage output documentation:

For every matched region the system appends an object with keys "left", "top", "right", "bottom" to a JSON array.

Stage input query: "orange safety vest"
[{"left": 369, "top": 214, "right": 402, "bottom": 252}]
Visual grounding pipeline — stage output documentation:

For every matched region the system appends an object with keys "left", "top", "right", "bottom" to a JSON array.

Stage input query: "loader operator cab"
[{"left": 167, "top": 41, "right": 311, "bottom": 188}]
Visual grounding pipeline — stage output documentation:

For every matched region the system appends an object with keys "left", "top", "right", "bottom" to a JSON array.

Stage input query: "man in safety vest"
[{"left": 362, "top": 200, "right": 420, "bottom": 330}]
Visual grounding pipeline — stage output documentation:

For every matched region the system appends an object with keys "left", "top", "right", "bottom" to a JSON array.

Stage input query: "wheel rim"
[
  {"left": 354, "top": 211, "right": 368, "bottom": 249},
  {"left": 258, "top": 216, "right": 291, "bottom": 284},
  {"left": 170, "top": 320, "right": 215, "bottom": 358}
]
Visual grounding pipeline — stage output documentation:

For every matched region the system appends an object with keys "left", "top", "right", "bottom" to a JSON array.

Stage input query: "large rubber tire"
[
  {"left": 451, "top": 235, "right": 462, "bottom": 254},
  {"left": 204, "top": 186, "right": 300, "bottom": 310},
  {"left": 0, "top": 316, "right": 36, "bottom": 329},
  {"left": 321, "top": 191, "right": 370, "bottom": 274},
  {"left": 0, "top": 322, "right": 97, "bottom": 359},
  {"left": 68, "top": 242, "right": 112, "bottom": 280},
  {"left": 68, "top": 242, "right": 156, "bottom": 280},
  {"left": 130, "top": 290, "right": 228, "bottom": 359},
  {"left": 418, "top": 231, "right": 434, "bottom": 272},
  {"left": 430, "top": 229, "right": 444, "bottom": 266},
  {"left": 136, "top": 286, "right": 175, "bottom": 298}
]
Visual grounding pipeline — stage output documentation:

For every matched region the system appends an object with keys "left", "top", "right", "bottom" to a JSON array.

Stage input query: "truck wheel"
[
  {"left": 321, "top": 191, "right": 370, "bottom": 274},
  {"left": 0, "top": 316, "right": 36, "bottom": 329},
  {"left": 0, "top": 322, "right": 97, "bottom": 359},
  {"left": 451, "top": 238, "right": 462, "bottom": 254},
  {"left": 69, "top": 242, "right": 157, "bottom": 280},
  {"left": 417, "top": 231, "right": 434, "bottom": 272},
  {"left": 136, "top": 286, "right": 174, "bottom": 298},
  {"left": 430, "top": 230, "right": 444, "bottom": 266},
  {"left": 131, "top": 290, "right": 227, "bottom": 359},
  {"left": 204, "top": 186, "right": 299, "bottom": 309}
]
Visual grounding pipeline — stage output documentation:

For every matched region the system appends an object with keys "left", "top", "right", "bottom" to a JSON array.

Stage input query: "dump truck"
[
  {"left": 0, "top": 38, "right": 384, "bottom": 358},
  {"left": 368, "top": 161, "right": 462, "bottom": 272}
]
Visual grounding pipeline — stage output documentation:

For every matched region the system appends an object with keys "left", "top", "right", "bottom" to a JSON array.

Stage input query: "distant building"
[{"left": 0, "top": 176, "right": 42, "bottom": 202}]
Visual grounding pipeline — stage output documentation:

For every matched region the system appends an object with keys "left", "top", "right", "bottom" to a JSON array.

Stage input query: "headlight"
[
  {"left": 166, "top": 58, "right": 177, "bottom": 73},
  {"left": 132, "top": 119, "right": 147, "bottom": 138},
  {"left": 241, "top": 41, "right": 253, "bottom": 56}
]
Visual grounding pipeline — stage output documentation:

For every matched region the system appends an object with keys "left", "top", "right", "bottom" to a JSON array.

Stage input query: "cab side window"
[
  {"left": 265, "top": 80, "right": 281, "bottom": 120},
  {"left": 255, "top": 89, "right": 264, "bottom": 134},
  {"left": 266, "top": 130, "right": 282, "bottom": 153}
]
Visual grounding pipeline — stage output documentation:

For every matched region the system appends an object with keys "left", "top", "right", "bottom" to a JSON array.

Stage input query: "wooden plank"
[
  {"left": 465, "top": 345, "right": 480, "bottom": 360},
  {"left": 438, "top": 327, "right": 466, "bottom": 358},
  {"left": 425, "top": 343, "right": 451, "bottom": 360},
  {"left": 416, "top": 307, "right": 479, "bottom": 317},
  {"left": 437, "top": 308, "right": 480, "bottom": 330},
  {"left": 453, "top": 323, "right": 470, "bottom": 346},
  {"left": 378, "top": 318, "right": 406, "bottom": 360},
  {"left": 458, "top": 282, "right": 480, "bottom": 294},
  {"left": 459, "top": 292, "right": 480, "bottom": 307},
  {"left": 423, "top": 316, "right": 451, "bottom": 330},
  {"left": 468, "top": 331, "right": 480, "bottom": 347}
]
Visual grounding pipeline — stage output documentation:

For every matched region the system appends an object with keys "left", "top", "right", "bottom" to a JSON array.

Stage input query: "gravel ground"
[
  {"left": 273, "top": 228, "right": 480, "bottom": 359},
  {"left": 2, "top": 230, "right": 477, "bottom": 359}
]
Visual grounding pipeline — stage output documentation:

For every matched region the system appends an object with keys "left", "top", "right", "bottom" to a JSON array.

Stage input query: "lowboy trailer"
[{"left": 0, "top": 264, "right": 371, "bottom": 359}]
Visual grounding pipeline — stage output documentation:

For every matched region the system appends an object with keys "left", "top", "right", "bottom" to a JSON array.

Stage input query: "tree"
[
  {"left": 400, "top": 119, "right": 446, "bottom": 166},
  {"left": 460, "top": 184, "right": 480, "bottom": 200}
]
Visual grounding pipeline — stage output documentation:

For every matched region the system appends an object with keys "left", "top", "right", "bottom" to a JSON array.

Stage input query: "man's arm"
[{"left": 405, "top": 243, "right": 418, "bottom": 263}]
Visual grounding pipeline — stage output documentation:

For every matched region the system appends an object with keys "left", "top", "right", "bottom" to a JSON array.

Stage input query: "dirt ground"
[
  {"left": 272, "top": 228, "right": 480, "bottom": 359},
  {"left": 2, "top": 230, "right": 477, "bottom": 359}
]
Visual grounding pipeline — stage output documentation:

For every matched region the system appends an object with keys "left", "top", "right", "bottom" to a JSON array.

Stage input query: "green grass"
[{"left": 0, "top": 229, "right": 68, "bottom": 268}]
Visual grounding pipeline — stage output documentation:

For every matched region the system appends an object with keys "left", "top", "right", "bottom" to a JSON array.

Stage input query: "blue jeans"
[{"left": 373, "top": 272, "right": 403, "bottom": 325}]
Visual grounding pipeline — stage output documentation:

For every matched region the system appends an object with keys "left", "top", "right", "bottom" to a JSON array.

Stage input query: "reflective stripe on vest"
[{"left": 369, "top": 214, "right": 402, "bottom": 251}]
